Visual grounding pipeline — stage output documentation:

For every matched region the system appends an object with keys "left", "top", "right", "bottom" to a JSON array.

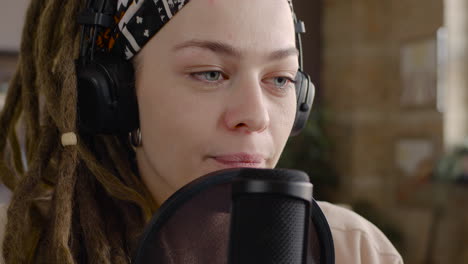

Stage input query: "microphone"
[
  {"left": 132, "top": 168, "right": 335, "bottom": 264},
  {"left": 228, "top": 169, "right": 313, "bottom": 264}
]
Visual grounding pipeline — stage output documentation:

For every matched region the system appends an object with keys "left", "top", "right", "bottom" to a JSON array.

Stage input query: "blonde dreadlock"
[{"left": 0, "top": 0, "right": 156, "bottom": 263}]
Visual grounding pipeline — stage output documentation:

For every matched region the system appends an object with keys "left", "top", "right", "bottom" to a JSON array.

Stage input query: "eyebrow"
[{"left": 173, "top": 40, "right": 299, "bottom": 61}]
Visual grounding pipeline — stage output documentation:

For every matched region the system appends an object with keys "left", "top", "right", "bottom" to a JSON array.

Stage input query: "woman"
[{"left": 0, "top": 0, "right": 403, "bottom": 263}]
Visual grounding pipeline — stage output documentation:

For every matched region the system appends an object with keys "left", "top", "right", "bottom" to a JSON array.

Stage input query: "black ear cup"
[
  {"left": 76, "top": 56, "right": 139, "bottom": 134},
  {"left": 291, "top": 70, "right": 315, "bottom": 136}
]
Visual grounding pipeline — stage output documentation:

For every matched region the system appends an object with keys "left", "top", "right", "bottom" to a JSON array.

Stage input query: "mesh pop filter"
[{"left": 133, "top": 168, "right": 335, "bottom": 264}]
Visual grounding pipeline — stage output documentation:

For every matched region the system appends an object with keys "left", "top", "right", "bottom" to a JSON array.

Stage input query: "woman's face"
[{"left": 135, "top": 0, "right": 298, "bottom": 204}]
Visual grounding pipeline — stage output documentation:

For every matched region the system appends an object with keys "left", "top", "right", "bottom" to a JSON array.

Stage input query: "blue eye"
[
  {"left": 269, "top": 76, "right": 295, "bottom": 89},
  {"left": 274, "top": 77, "right": 289, "bottom": 88},
  {"left": 193, "top": 71, "right": 223, "bottom": 82}
]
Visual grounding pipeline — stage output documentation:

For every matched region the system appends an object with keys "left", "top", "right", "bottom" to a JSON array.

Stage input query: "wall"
[
  {"left": 0, "top": 0, "right": 29, "bottom": 52},
  {"left": 317, "top": 0, "right": 463, "bottom": 263}
]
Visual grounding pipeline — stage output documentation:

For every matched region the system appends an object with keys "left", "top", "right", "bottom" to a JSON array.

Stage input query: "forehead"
[
  {"left": 164, "top": 0, "right": 296, "bottom": 51},
  {"left": 112, "top": 0, "right": 295, "bottom": 60}
]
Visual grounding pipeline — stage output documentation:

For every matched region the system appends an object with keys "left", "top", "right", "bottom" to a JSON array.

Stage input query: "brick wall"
[{"left": 316, "top": 0, "right": 459, "bottom": 263}]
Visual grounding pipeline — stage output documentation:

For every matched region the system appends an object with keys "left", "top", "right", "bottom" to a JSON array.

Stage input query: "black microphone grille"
[
  {"left": 230, "top": 194, "right": 308, "bottom": 264},
  {"left": 237, "top": 168, "right": 310, "bottom": 182},
  {"left": 233, "top": 168, "right": 313, "bottom": 202},
  {"left": 229, "top": 169, "right": 312, "bottom": 264}
]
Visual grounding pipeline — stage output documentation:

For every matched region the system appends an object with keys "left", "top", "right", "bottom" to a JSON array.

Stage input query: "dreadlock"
[{"left": 0, "top": 0, "right": 157, "bottom": 263}]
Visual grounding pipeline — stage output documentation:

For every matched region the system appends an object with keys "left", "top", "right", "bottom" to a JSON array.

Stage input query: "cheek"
[
  {"left": 137, "top": 103, "right": 208, "bottom": 195},
  {"left": 137, "top": 78, "right": 206, "bottom": 156},
  {"left": 271, "top": 93, "right": 297, "bottom": 136},
  {"left": 135, "top": 69, "right": 221, "bottom": 181},
  {"left": 268, "top": 93, "right": 297, "bottom": 164}
]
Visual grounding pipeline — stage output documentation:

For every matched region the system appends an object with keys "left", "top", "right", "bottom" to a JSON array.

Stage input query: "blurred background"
[{"left": 1, "top": 0, "right": 467, "bottom": 263}]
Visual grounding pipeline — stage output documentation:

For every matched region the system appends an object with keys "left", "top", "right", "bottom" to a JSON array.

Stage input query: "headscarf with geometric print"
[
  {"left": 98, "top": 0, "right": 191, "bottom": 60},
  {"left": 97, "top": 0, "right": 295, "bottom": 60}
]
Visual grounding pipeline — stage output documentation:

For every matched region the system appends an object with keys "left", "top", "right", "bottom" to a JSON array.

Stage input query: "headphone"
[
  {"left": 76, "top": 0, "right": 315, "bottom": 136},
  {"left": 291, "top": 18, "right": 316, "bottom": 136}
]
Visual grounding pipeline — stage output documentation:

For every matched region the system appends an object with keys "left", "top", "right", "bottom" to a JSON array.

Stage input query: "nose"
[{"left": 222, "top": 75, "right": 270, "bottom": 134}]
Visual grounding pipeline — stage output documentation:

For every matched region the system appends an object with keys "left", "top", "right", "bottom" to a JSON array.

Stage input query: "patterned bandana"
[
  {"left": 97, "top": 0, "right": 191, "bottom": 60},
  {"left": 97, "top": 0, "right": 294, "bottom": 60}
]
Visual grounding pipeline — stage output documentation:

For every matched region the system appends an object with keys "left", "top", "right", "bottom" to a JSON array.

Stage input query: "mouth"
[{"left": 210, "top": 152, "right": 266, "bottom": 169}]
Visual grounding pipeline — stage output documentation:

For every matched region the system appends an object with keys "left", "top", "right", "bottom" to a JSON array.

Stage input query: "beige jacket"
[
  {"left": 317, "top": 201, "right": 403, "bottom": 264},
  {"left": 0, "top": 202, "right": 402, "bottom": 263}
]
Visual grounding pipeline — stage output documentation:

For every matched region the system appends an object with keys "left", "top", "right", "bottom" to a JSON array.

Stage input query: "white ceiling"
[{"left": 0, "top": 0, "right": 30, "bottom": 52}]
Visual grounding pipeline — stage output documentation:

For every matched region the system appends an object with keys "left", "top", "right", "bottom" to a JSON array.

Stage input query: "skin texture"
[{"left": 135, "top": 0, "right": 298, "bottom": 205}]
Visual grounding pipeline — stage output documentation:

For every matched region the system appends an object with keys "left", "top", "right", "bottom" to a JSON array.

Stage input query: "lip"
[{"left": 211, "top": 152, "right": 266, "bottom": 168}]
